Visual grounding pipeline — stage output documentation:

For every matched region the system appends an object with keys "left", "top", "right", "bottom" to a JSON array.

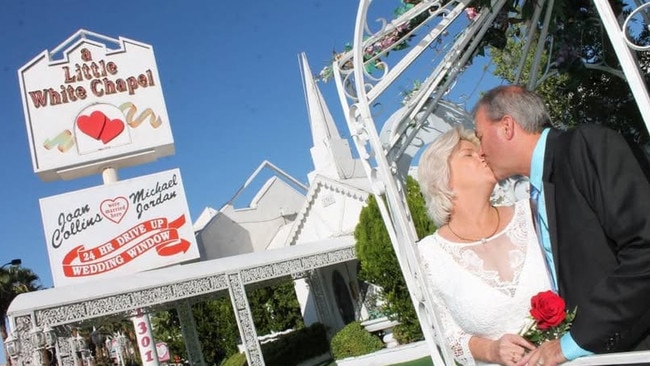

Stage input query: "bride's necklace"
[{"left": 447, "top": 206, "right": 500, "bottom": 243}]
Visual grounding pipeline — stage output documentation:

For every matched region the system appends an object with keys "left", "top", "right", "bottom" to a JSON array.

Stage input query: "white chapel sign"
[
  {"left": 18, "top": 29, "right": 174, "bottom": 181},
  {"left": 39, "top": 168, "right": 199, "bottom": 287}
]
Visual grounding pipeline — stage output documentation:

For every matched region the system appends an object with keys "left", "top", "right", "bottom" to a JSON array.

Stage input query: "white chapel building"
[{"left": 192, "top": 53, "right": 373, "bottom": 335}]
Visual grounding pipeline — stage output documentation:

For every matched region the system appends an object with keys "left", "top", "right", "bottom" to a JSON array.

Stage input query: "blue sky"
[{"left": 1, "top": 0, "right": 373, "bottom": 289}]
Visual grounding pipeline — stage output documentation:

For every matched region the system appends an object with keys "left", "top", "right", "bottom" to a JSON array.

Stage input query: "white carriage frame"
[{"left": 331, "top": 0, "right": 650, "bottom": 364}]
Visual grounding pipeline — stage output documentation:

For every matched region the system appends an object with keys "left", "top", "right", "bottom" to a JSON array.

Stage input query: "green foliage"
[
  {"left": 220, "top": 352, "right": 246, "bottom": 366},
  {"left": 0, "top": 265, "right": 41, "bottom": 315},
  {"left": 193, "top": 297, "right": 240, "bottom": 365},
  {"left": 406, "top": 177, "right": 437, "bottom": 240},
  {"left": 0, "top": 264, "right": 42, "bottom": 365},
  {"left": 151, "top": 309, "right": 186, "bottom": 362},
  {"left": 354, "top": 176, "right": 435, "bottom": 343},
  {"left": 330, "top": 321, "right": 383, "bottom": 360},
  {"left": 355, "top": 193, "right": 399, "bottom": 285},
  {"left": 489, "top": 0, "right": 650, "bottom": 146},
  {"left": 391, "top": 356, "right": 434, "bottom": 366},
  {"left": 151, "top": 280, "right": 303, "bottom": 366},
  {"left": 260, "top": 322, "right": 330, "bottom": 366},
  {"left": 249, "top": 280, "right": 304, "bottom": 335}
]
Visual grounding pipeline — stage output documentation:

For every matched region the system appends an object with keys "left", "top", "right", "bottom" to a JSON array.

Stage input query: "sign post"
[{"left": 132, "top": 311, "right": 159, "bottom": 366}]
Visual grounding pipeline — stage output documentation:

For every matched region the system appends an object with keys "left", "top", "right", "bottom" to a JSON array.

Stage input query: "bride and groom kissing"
[{"left": 416, "top": 85, "right": 650, "bottom": 366}]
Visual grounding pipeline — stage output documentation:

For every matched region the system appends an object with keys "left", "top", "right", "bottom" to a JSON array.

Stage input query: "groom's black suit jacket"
[{"left": 543, "top": 125, "right": 650, "bottom": 354}]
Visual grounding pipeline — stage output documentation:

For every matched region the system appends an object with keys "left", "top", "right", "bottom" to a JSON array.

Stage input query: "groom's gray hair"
[
  {"left": 472, "top": 85, "right": 551, "bottom": 133},
  {"left": 417, "top": 126, "right": 479, "bottom": 227}
]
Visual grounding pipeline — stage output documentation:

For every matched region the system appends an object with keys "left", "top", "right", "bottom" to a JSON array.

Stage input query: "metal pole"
[
  {"left": 592, "top": 0, "right": 650, "bottom": 135},
  {"left": 102, "top": 167, "right": 118, "bottom": 185},
  {"left": 101, "top": 168, "right": 159, "bottom": 365}
]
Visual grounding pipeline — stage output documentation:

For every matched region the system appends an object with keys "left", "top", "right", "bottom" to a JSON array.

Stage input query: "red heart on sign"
[
  {"left": 100, "top": 118, "right": 125, "bottom": 144},
  {"left": 77, "top": 111, "right": 107, "bottom": 140}
]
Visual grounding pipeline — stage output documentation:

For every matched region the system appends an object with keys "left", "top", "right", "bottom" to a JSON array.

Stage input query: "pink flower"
[
  {"left": 381, "top": 36, "right": 396, "bottom": 49},
  {"left": 465, "top": 7, "right": 478, "bottom": 21}
]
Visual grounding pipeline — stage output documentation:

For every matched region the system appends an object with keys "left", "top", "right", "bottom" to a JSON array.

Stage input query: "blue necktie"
[
  {"left": 530, "top": 185, "right": 541, "bottom": 225},
  {"left": 530, "top": 184, "right": 558, "bottom": 291}
]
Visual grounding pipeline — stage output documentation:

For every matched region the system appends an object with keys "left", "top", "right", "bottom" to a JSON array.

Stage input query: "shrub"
[
  {"left": 330, "top": 321, "right": 384, "bottom": 359},
  {"left": 260, "top": 322, "right": 329, "bottom": 366},
  {"left": 220, "top": 352, "right": 246, "bottom": 366},
  {"left": 355, "top": 176, "right": 434, "bottom": 343}
]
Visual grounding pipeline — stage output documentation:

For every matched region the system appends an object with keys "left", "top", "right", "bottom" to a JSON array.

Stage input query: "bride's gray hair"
[{"left": 417, "top": 126, "right": 479, "bottom": 227}]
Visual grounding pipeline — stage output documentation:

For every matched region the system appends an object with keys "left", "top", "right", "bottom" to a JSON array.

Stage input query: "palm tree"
[{"left": 0, "top": 264, "right": 42, "bottom": 365}]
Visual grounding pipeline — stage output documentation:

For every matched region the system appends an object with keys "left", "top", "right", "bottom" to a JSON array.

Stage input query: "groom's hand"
[{"left": 516, "top": 339, "right": 567, "bottom": 366}]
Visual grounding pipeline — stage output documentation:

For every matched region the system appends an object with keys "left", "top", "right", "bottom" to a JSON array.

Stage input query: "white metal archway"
[{"left": 330, "top": 0, "right": 650, "bottom": 364}]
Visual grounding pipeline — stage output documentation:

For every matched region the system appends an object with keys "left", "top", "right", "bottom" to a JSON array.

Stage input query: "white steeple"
[{"left": 299, "top": 53, "right": 359, "bottom": 183}]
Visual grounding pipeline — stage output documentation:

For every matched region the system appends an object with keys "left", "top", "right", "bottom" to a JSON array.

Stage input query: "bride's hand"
[{"left": 489, "top": 334, "right": 536, "bottom": 366}]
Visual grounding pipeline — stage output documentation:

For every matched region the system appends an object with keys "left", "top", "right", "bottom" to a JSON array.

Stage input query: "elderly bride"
[{"left": 416, "top": 126, "right": 552, "bottom": 366}]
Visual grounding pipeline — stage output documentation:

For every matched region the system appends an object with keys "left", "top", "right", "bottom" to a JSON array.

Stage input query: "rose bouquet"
[{"left": 519, "top": 290, "right": 577, "bottom": 345}]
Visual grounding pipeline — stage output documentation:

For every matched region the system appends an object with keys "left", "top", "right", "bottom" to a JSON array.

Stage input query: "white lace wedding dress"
[{"left": 417, "top": 199, "right": 552, "bottom": 366}]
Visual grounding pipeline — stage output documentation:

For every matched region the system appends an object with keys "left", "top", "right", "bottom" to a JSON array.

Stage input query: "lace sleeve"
[
  {"left": 428, "top": 287, "right": 476, "bottom": 366},
  {"left": 419, "top": 238, "right": 477, "bottom": 366}
]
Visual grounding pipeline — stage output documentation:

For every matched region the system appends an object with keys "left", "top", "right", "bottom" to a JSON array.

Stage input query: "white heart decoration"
[
  {"left": 100, "top": 197, "right": 129, "bottom": 224},
  {"left": 156, "top": 342, "right": 169, "bottom": 359}
]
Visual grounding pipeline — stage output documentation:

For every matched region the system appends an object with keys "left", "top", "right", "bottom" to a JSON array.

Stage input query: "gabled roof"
[{"left": 286, "top": 173, "right": 370, "bottom": 246}]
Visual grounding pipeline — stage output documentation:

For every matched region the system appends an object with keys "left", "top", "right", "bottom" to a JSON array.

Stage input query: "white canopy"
[{"left": 8, "top": 236, "right": 355, "bottom": 325}]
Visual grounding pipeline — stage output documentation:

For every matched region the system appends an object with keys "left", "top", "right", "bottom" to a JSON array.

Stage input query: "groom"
[{"left": 473, "top": 85, "right": 650, "bottom": 366}]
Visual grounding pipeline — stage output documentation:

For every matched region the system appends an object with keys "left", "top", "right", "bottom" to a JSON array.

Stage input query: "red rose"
[{"left": 529, "top": 291, "right": 567, "bottom": 330}]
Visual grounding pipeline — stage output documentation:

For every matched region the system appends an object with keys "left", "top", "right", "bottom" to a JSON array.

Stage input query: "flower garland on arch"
[
  {"left": 315, "top": 0, "right": 596, "bottom": 83},
  {"left": 317, "top": 0, "right": 432, "bottom": 82},
  {"left": 315, "top": 0, "right": 506, "bottom": 82}
]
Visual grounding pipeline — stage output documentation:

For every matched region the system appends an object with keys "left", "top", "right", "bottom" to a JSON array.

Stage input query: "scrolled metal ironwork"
[{"left": 623, "top": 2, "right": 650, "bottom": 51}]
